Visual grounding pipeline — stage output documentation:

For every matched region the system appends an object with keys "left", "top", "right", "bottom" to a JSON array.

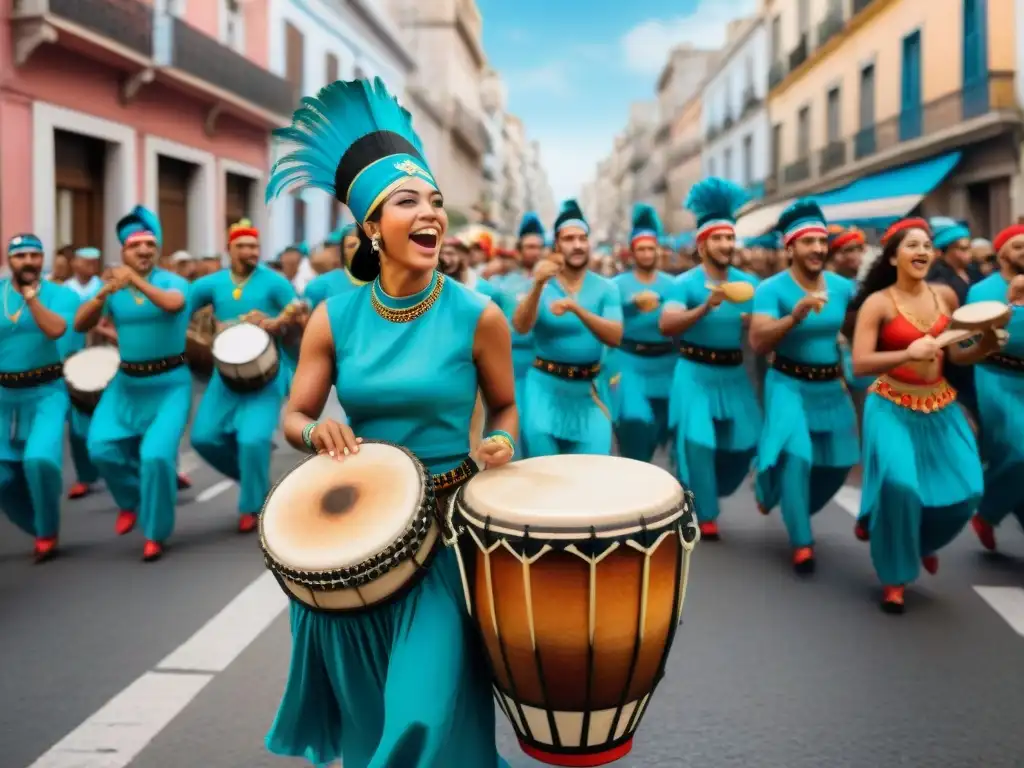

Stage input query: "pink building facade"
[{"left": 0, "top": 0, "right": 292, "bottom": 264}]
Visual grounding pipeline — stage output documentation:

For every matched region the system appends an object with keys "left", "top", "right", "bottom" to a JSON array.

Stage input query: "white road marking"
[
  {"left": 834, "top": 484, "right": 861, "bottom": 518},
  {"left": 195, "top": 479, "right": 235, "bottom": 503},
  {"left": 157, "top": 572, "right": 288, "bottom": 673},
  {"left": 27, "top": 671, "right": 213, "bottom": 768},
  {"left": 973, "top": 587, "right": 1024, "bottom": 637}
]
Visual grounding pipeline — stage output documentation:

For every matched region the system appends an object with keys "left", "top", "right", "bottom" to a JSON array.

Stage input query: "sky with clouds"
[{"left": 477, "top": 0, "right": 757, "bottom": 202}]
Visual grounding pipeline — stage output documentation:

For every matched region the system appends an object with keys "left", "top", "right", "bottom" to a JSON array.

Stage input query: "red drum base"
[{"left": 520, "top": 737, "right": 633, "bottom": 766}]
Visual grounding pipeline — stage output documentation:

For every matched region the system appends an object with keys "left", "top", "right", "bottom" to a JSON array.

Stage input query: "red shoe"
[
  {"left": 881, "top": 585, "right": 905, "bottom": 614},
  {"left": 757, "top": 502, "right": 770, "bottom": 516},
  {"left": 238, "top": 513, "right": 258, "bottom": 534},
  {"left": 921, "top": 555, "right": 939, "bottom": 575},
  {"left": 115, "top": 510, "right": 137, "bottom": 536},
  {"left": 142, "top": 540, "right": 164, "bottom": 562},
  {"left": 970, "top": 514, "right": 996, "bottom": 552},
  {"left": 698, "top": 521, "right": 720, "bottom": 541},
  {"left": 176, "top": 473, "right": 192, "bottom": 490},
  {"left": 67, "top": 483, "right": 91, "bottom": 500},
  {"left": 34, "top": 537, "right": 58, "bottom": 562},
  {"left": 854, "top": 521, "right": 869, "bottom": 541},
  {"left": 792, "top": 546, "right": 815, "bottom": 575}
]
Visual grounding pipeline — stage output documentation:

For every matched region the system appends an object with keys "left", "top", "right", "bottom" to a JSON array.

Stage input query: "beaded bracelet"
[
  {"left": 485, "top": 429, "right": 516, "bottom": 458},
  {"left": 301, "top": 421, "right": 319, "bottom": 452}
]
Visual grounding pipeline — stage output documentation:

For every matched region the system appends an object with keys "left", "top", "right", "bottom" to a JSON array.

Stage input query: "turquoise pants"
[{"left": 68, "top": 409, "right": 100, "bottom": 485}]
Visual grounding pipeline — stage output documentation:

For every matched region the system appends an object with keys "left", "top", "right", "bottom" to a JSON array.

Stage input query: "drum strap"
[
  {"left": 120, "top": 354, "right": 186, "bottom": 378},
  {"left": 0, "top": 363, "right": 63, "bottom": 389}
]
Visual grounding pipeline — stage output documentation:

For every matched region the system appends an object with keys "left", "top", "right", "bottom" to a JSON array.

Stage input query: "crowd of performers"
[{"left": 2, "top": 74, "right": 1024, "bottom": 766}]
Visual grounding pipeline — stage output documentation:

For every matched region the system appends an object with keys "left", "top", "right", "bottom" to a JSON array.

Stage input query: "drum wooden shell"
[
  {"left": 63, "top": 347, "right": 121, "bottom": 415},
  {"left": 212, "top": 323, "right": 279, "bottom": 393},
  {"left": 449, "top": 478, "right": 698, "bottom": 767},
  {"left": 185, "top": 331, "right": 214, "bottom": 378},
  {"left": 260, "top": 442, "right": 440, "bottom": 613}
]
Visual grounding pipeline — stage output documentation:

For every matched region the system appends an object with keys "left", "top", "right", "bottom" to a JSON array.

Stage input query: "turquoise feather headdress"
[
  {"left": 117, "top": 205, "right": 162, "bottom": 247},
  {"left": 553, "top": 198, "right": 588, "bottom": 235},
  {"left": 684, "top": 178, "right": 748, "bottom": 241},
  {"left": 630, "top": 203, "right": 663, "bottom": 245},
  {"left": 518, "top": 211, "right": 545, "bottom": 240},
  {"left": 777, "top": 199, "right": 828, "bottom": 247},
  {"left": 266, "top": 77, "right": 437, "bottom": 224}
]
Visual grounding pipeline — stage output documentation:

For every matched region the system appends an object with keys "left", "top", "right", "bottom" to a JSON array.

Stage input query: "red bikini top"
[{"left": 878, "top": 287, "right": 950, "bottom": 384}]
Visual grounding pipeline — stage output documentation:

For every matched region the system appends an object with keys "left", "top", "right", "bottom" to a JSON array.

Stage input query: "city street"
[{"left": 2, "top": 396, "right": 1024, "bottom": 768}]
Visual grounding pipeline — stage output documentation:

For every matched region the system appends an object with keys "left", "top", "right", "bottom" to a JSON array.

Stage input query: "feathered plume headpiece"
[
  {"left": 553, "top": 198, "right": 589, "bottom": 235},
  {"left": 776, "top": 199, "right": 828, "bottom": 247},
  {"left": 518, "top": 211, "right": 545, "bottom": 240},
  {"left": 117, "top": 205, "right": 162, "bottom": 248},
  {"left": 685, "top": 177, "right": 749, "bottom": 242},
  {"left": 630, "top": 203, "right": 663, "bottom": 247},
  {"left": 266, "top": 77, "right": 437, "bottom": 224}
]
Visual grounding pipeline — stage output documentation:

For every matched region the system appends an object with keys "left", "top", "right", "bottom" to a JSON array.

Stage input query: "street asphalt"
[{"left": 2, "top": 386, "right": 1024, "bottom": 768}]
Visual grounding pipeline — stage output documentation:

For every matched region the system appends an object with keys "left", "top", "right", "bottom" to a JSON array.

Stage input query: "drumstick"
[{"left": 933, "top": 328, "right": 982, "bottom": 348}]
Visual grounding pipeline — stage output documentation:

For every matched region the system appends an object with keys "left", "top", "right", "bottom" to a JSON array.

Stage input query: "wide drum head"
[
  {"left": 63, "top": 347, "right": 121, "bottom": 391},
  {"left": 213, "top": 322, "right": 270, "bottom": 365},
  {"left": 951, "top": 300, "right": 1011, "bottom": 331},
  {"left": 460, "top": 454, "right": 688, "bottom": 539},
  {"left": 262, "top": 444, "right": 424, "bottom": 572}
]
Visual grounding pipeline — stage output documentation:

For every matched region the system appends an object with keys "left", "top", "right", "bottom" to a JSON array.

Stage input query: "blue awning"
[{"left": 815, "top": 151, "right": 962, "bottom": 227}]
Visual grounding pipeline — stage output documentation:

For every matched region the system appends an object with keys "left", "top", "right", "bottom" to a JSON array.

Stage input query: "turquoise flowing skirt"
[
  {"left": 266, "top": 548, "right": 507, "bottom": 768},
  {"left": 512, "top": 346, "right": 533, "bottom": 459},
  {"left": 521, "top": 369, "right": 613, "bottom": 456},
  {"left": 612, "top": 349, "right": 675, "bottom": 461},
  {"left": 975, "top": 365, "right": 1024, "bottom": 528},
  {"left": 861, "top": 390, "right": 982, "bottom": 586},
  {"left": 670, "top": 358, "right": 761, "bottom": 521}
]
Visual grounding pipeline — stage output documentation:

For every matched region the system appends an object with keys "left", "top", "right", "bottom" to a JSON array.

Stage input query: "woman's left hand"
[{"left": 477, "top": 436, "right": 514, "bottom": 469}]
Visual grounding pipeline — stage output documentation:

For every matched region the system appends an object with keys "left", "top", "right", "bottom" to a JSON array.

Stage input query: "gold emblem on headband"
[{"left": 394, "top": 159, "right": 430, "bottom": 180}]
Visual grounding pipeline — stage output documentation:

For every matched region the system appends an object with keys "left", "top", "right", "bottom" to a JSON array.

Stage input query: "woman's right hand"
[
  {"left": 906, "top": 336, "right": 940, "bottom": 361},
  {"left": 310, "top": 419, "right": 362, "bottom": 459}
]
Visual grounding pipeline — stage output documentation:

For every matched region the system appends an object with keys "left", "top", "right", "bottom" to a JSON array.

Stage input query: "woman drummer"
[
  {"left": 265, "top": 77, "right": 515, "bottom": 767},
  {"left": 849, "top": 218, "right": 1003, "bottom": 614},
  {"left": 967, "top": 223, "right": 1024, "bottom": 552}
]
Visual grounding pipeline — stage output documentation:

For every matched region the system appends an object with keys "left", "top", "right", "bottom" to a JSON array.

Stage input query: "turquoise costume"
[
  {"left": 752, "top": 202, "right": 858, "bottom": 549},
  {"left": 189, "top": 264, "right": 296, "bottom": 519},
  {"left": 969, "top": 273, "right": 1024, "bottom": 533},
  {"left": 612, "top": 204, "right": 676, "bottom": 461},
  {"left": 87, "top": 208, "right": 192, "bottom": 544},
  {"left": 521, "top": 201, "right": 621, "bottom": 456},
  {"left": 59, "top": 246, "right": 103, "bottom": 490},
  {"left": 303, "top": 226, "right": 364, "bottom": 309},
  {"left": 0, "top": 235, "right": 77, "bottom": 540},
  {"left": 264, "top": 77, "right": 505, "bottom": 767}
]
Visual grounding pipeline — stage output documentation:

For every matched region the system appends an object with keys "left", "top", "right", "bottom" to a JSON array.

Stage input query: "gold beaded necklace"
[
  {"left": 370, "top": 274, "right": 445, "bottom": 323},
  {"left": 230, "top": 270, "right": 254, "bottom": 300}
]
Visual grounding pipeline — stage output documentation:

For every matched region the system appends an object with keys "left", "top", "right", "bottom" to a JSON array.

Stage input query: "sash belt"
[
  {"left": 532, "top": 357, "right": 601, "bottom": 381},
  {"left": 120, "top": 354, "right": 186, "bottom": 378}
]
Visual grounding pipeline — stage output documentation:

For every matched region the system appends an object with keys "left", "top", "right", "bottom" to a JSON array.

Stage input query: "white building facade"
[
  {"left": 700, "top": 17, "right": 771, "bottom": 200},
  {"left": 265, "top": 0, "right": 414, "bottom": 257}
]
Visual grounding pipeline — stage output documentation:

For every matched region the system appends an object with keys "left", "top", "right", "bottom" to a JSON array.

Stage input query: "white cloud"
[
  {"left": 621, "top": 0, "right": 757, "bottom": 75},
  {"left": 503, "top": 63, "right": 570, "bottom": 95}
]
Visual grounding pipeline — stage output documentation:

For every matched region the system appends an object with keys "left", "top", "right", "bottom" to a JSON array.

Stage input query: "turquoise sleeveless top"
[
  {"left": 471, "top": 276, "right": 513, "bottom": 316},
  {"left": 104, "top": 268, "right": 190, "bottom": 362},
  {"left": 497, "top": 271, "right": 534, "bottom": 351},
  {"left": 533, "top": 272, "right": 623, "bottom": 364},
  {"left": 613, "top": 270, "right": 676, "bottom": 343},
  {"left": 968, "top": 273, "right": 1024, "bottom": 358},
  {"left": 326, "top": 271, "right": 487, "bottom": 473},
  {"left": 666, "top": 266, "right": 759, "bottom": 349},
  {"left": 190, "top": 264, "right": 297, "bottom": 322},
  {"left": 0, "top": 280, "right": 79, "bottom": 372},
  {"left": 304, "top": 268, "right": 365, "bottom": 309},
  {"left": 752, "top": 270, "right": 853, "bottom": 365}
]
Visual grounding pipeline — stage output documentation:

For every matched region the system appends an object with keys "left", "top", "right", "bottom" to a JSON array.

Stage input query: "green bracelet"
[
  {"left": 485, "top": 430, "right": 515, "bottom": 458},
  {"left": 301, "top": 421, "right": 319, "bottom": 452}
]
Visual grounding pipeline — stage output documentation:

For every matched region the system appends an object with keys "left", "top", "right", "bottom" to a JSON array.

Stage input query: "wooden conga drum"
[{"left": 446, "top": 455, "right": 699, "bottom": 766}]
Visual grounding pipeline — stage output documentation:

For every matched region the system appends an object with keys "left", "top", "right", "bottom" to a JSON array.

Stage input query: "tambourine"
[
  {"left": 933, "top": 300, "right": 1012, "bottom": 348},
  {"left": 704, "top": 281, "right": 755, "bottom": 303}
]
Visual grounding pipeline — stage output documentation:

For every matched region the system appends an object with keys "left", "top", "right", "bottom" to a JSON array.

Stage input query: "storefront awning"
[
  {"left": 815, "top": 151, "right": 962, "bottom": 228},
  {"left": 734, "top": 198, "right": 797, "bottom": 239}
]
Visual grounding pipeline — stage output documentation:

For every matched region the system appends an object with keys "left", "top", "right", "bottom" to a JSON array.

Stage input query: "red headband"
[
  {"left": 994, "top": 224, "right": 1024, "bottom": 253},
  {"left": 631, "top": 234, "right": 658, "bottom": 248},
  {"left": 124, "top": 231, "right": 156, "bottom": 245},
  {"left": 881, "top": 217, "right": 929, "bottom": 245},
  {"left": 228, "top": 219, "right": 259, "bottom": 244},
  {"left": 829, "top": 230, "right": 864, "bottom": 253}
]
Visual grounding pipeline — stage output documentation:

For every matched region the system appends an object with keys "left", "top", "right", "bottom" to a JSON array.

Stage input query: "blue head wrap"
[
  {"left": 74, "top": 246, "right": 101, "bottom": 260},
  {"left": 777, "top": 199, "right": 827, "bottom": 247},
  {"left": 685, "top": 177, "right": 749, "bottom": 241},
  {"left": 929, "top": 216, "right": 971, "bottom": 251},
  {"left": 8, "top": 233, "right": 44, "bottom": 256},
  {"left": 552, "top": 199, "right": 589, "bottom": 236},
  {"left": 116, "top": 205, "right": 163, "bottom": 247},
  {"left": 629, "top": 203, "right": 663, "bottom": 246},
  {"left": 267, "top": 77, "right": 437, "bottom": 224}
]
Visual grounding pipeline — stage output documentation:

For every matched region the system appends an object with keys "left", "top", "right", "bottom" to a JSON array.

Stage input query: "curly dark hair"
[{"left": 848, "top": 228, "right": 910, "bottom": 315}]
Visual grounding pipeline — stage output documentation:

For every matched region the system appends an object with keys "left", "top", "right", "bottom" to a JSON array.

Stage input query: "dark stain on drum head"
[
  {"left": 473, "top": 535, "right": 682, "bottom": 712},
  {"left": 321, "top": 485, "right": 359, "bottom": 516}
]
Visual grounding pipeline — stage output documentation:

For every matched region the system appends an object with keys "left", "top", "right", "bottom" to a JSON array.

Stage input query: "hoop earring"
[{"left": 371, "top": 234, "right": 381, "bottom": 253}]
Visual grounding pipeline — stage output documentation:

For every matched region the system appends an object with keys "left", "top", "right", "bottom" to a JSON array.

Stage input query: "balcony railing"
[
  {"left": 788, "top": 35, "right": 808, "bottom": 72},
  {"left": 772, "top": 73, "right": 1018, "bottom": 191},
  {"left": 768, "top": 60, "right": 786, "bottom": 90},
  {"left": 13, "top": 0, "right": 153, "bottom": 58},
  {"left": 164, "top": 17, "right": 294, "bottom": 118},
  {"left": 816, "top": 8, "right": 844, "bottom": 49}
]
